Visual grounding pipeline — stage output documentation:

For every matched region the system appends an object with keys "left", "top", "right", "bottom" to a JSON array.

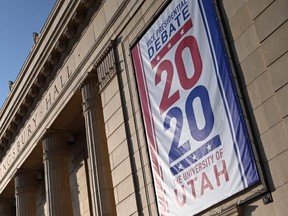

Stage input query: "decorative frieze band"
[{"left": 95, "top": 40, "right": 117, "bottom": 92}]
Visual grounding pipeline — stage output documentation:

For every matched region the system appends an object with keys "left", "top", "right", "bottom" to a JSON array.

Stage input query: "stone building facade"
[{"left": 0, "top": 0, "right": 287, "bottom": 215}]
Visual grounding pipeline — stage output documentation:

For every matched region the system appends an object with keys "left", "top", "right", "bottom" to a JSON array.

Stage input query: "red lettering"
[
  {"left": 155, "top": 60, "right": 180, "bottom": 114},
  {"left": 174, "top": 185, "right": 186, "bottom": 207},
  {"left": 175, "top": 36, "right": 202, "bottom": 90},
  {"left": 187, "top": 177, "right": 197, "bottom": 199},
  {"left": 201, "top": 172, "right": 214, "bottom": 196},
  {"left": 176, "top": 165, "right": 230, "bottom": 204},
  {"left": 214, "top": 160, "right": 229, "bottom": 186}
]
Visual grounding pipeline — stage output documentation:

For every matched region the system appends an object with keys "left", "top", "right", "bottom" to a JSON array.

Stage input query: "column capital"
[
  {"left": 42, "top": 129, "right": 72, "bottom": 161},
  {"left": 80, "top": 75, "right": 99, "bottom": 112},
  {"left": 42, "top": 128, "right": 72, "bottom": 140},
  {"left": 79, "top": 72, "right": 97, "bottom": 89},
  {"left": 14, "top": 169, "right": 37, "bottom": 216},
  {"left": 14, "top": 169, "right": 37, "bottom": 196},
  {"left": 42, "top": 129, "right": 73, "bottom": 215}
]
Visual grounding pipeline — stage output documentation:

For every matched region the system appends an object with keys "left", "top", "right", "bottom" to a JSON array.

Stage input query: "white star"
[
  {"left": 167, "top": 43, "right": 171, "bottom": 49},
  {"left": 207, "top": 144, "right": 212, "bottom": 152},
  {"left": 192, "top": 154, "right": 197, "bottom": 161},
  {"left": 180, "top": 29, "right": 185, "bottom": 35},
  {"left": 156, "top": 56, "right": 160, "bottom": 61},
  {"left": 177, "top": 163, "right": 184, "bottom": 171}
]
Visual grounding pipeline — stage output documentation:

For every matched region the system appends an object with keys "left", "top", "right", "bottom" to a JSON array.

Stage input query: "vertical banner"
[{"left": 132, "top": 0, "right": 259, "bottom": 215}]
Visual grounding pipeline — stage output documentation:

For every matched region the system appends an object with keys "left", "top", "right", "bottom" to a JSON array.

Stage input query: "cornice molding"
[{"left": 0, "top": 0, "right": 103, "bottom": 156}]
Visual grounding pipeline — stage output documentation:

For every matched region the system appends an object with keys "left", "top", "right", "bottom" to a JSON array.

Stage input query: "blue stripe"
[
  {"left": 170, "top": 135, "right": 221, "bottom": 175},
  {"left": 198, "top": 0, "right": 259, "bottom": 187}
]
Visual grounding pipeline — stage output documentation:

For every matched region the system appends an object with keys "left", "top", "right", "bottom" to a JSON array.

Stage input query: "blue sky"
[{"left": 0, "top": 1, "right": 56, "bottom": 110}]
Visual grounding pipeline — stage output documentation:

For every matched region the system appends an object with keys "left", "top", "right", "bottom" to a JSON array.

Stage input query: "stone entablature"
[
  {"left": 0, "top": 0, "right": 101, "bottom": 155},
  {"left": 0, "top": 0, "right": 104, "bottom": 194},
  {"left": 0, "top": 61, "right": 75, "bottom": 183},
  {"left": 0, "top": 0, "right": 144, "bottom": 189}
]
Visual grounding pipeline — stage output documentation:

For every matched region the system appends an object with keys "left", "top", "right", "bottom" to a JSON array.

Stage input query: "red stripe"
[{"left": 132, "top": 44, "right": 168, "bottom": 213}]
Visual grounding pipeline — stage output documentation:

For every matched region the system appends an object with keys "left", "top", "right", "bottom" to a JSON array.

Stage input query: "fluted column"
[
  {"left": 0, "top": 199, "right": 15, "bottom": 216},
  {"left": 42, "top": 131, "right": 73, "bottom": 216},
  {"left": 14, "top": 170, "right": 37, "bottom": 216},
  {"left": 81, "top": 77, "right": 115, "bottom": 216}
]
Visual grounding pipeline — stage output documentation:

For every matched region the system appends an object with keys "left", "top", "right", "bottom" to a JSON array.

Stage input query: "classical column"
[
  {"left": 0, "top": 199, "right": 15, "bottom": 216},
  {"left": 81, "top": 77, "right": 115, "bottom": 216},
  {"left": 42, "top": 131, "right": 73, "bottom": 216},
  {"left": 14, "top": 170, "right": 37, "bottom": 216}
]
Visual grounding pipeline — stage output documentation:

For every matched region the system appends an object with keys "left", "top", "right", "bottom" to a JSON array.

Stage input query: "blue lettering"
[
  {"left": 182, "top": 5, "right": 190, "bottom": 21},
  {"left": 169, "top": 23, "right": 177, "bottom": 37},
  {"left": 161, "top": 30, "right": 168, "bottom": 44},
  {"left": 148, "top": 46, "right": 154, "bottom": 59},
  {"left": 174, "top": 13, "right": 182, "bottom": 27},
  {"left": 155, "top": 38, "right": 161, "bottom": 52}
]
